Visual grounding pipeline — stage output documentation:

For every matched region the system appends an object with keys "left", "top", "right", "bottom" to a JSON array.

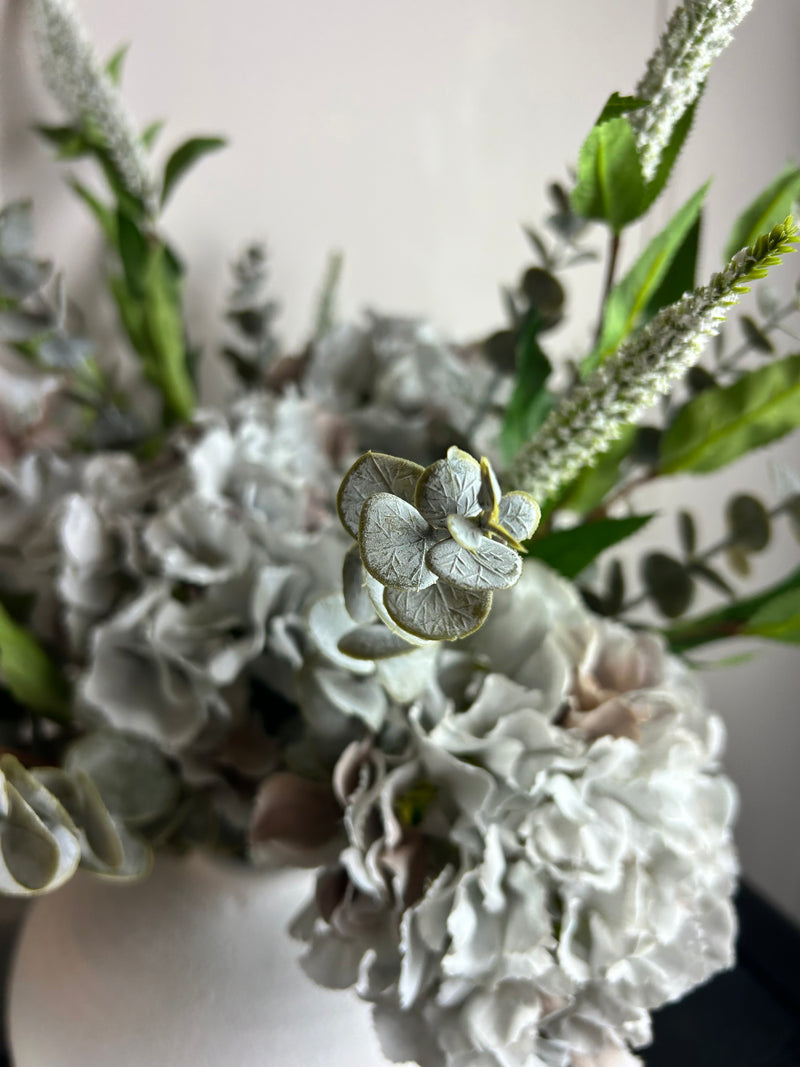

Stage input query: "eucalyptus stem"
[{"left": 620, "top": 500, "right": 790, "bottom": 617}]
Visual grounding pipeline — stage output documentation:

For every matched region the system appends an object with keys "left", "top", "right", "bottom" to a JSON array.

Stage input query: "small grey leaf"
[
  {"left": 0, "top": 201, "right": 34, "bottom": 257},
  {"left": 414, "top": 447, "right": 482, "bottom": 528},
  {"left": 0, "top": 257, "right": 52, "bottom": 300},
  {"left": 495, "top": 491, "right": 541, "bottom": 544},
  {"left": 307, "top": 594, "right": 374, "bottom": 675},
  {"left": 359, "top": 493, "right": 438, "bottom": 590},
  {"left": 426, "top": 536, "right": 521, "bottom": 592},
  {"left": 0, "top": 309, "right": 53, "bottom": 342},
  {"left": 38, "top": 332, "right": 95, "bottom": 368},
  {"left": 362, "top": 570, "right": 432, "bottom": 648},
  {"left": 446, "top": 513, "right": 485, "bottom": 552},
  {"left": 342, "top": 544, "right": 375, "bottom": 624},
  {"left": 337, "top": 452, "right": 424, "bottom": 539},
  {"left": 337, "top": 624, "right": 417, "bottom": 660},
  {"left": 383, "top": 583, "right": 492, "bottom": 641}
]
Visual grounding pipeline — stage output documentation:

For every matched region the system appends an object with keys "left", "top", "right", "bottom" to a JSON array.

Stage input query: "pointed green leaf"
[
  {"left": 525, "top": 514, "right": 653, "bottom": 580},
  {"left": 594, "top": 93, "right": 648, "bottom": 125},
  {"left": 161, "top": 136, "right": 227, "bottom": 207},
  {"left": 142, "top": 243, "right": 195, "bottom": 421},
  {"left": 337, "top": 452, "right": 424, "bottom": 539},
  {"left": 660, "top": 354, "right": 800, "bottom": 474},
  {"left": 571, "top": 116, "right": 647, "bottom": 233},
  {"left": 0, "top": 604, "right": 71, "bottom": 723},
  {"left": 724, "top": 164, "right": 800, "bottom": 261},
  {"left": 500, "top": 310, "right": 553, "bottom": 461},
  {"left": 68, "top": 180, "right": 116, "bottom": 244},
  {"left": 665, "top": 566, "right": 800, "bottom": 652},
  {"left": 141, "top": 120, "right": 165, "bottom": 151},
  {"left": 640, "top": 93, "right": 703, "bottom": 211},
  {"left": 104, "top": 44, "right": 130, "bottom": 85},
  {"left": 117, "top": 209, "right": 150, "bottom": 297},
  {"left": 583, "top": 183, "right": 708, "bottom": 373},
  {"left": 383, "top": 584, "right": 492, "bottom": 642},
  {"left": 644, "top": 214, "right": 701, "bottom": 320}
]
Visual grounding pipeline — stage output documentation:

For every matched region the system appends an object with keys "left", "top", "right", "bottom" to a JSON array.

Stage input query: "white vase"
[
  {"left": 7, "top": 852, "right": 640, "bottom": 1067},
  {"left": 7, "top": 851, "right": 405, "bottom": 1067}
]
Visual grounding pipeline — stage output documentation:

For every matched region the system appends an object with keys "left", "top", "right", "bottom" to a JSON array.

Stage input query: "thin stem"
[
  {"left": 465, "top": 365, "right": 505, "bottom": 442},
  {"left": 620, "top": 501, "right": 790, "bottom": 616},
  {"left": 716, "top": 302, "right": 796, "bottom": 374},
  {"left": 594, "top": 230, "right": 621, "bottom": 344}
]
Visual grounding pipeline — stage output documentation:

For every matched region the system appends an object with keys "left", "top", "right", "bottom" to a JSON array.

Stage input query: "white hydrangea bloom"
[{"left": 297, "top": 562, "right": 738, "bottom": 1067}]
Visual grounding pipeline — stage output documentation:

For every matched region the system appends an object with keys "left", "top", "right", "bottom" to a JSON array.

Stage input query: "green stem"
[{"left": 594, "top": 230, "right": 621, "bottom": 344}]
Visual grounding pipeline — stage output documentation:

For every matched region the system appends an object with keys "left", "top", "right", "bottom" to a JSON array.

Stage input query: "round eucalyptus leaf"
[
  {"left": 342, "top": 545, "right": 376, "bottom": 624},
  {"left": 383, "top": 583, "right": 492, "bottom": 641},
  {"left": 726, "top": 545, "right": 751, "bottom": 577},
  {"left": 337, "top": 452, "right": 424, "bottom": 539},
  {"left": 726, "top": 494, "right": 770, "bottom": 553},
  {"left": 0, "top": 308, "right": 53, "bottom": 342},
  {"left": 306, "top": 594, "right": 374, "bottom": 675},
  {"left": 337, "top": 624, "right": 417, "bottom": 661},
  {"left": 64, "top": 731, "right": 181, "bottom": 828},
  {"left": 632, "top": 425, "right": 662, "bottom": 465},
  {"left": 359, "top": 493, "right": 438, "bottom": 591},
  {"left": 739, "top": 314, "right": 774, "bottom": 354},
  {"left": 484, "top": 329, "right": 517, "bottom": 374},
  {"left": 641, "top": 552, "right": 694, "bottom": 618},
  {"left": 35, "top": 768, "right": 124, "bottom": 870},
  {"left": 446, "top": 513, "right": 484, "bottom": 552},
  {"left": 426, "top": 536, "right": 522, "bottom": 592},
  {"left": 605, "top": 559, "right": 625, "bottom": 615},
  {"left": 1, "top": 787, "right": 63, "bottom": 892},
  {"left": 785, "top": 494, "right": 800, "bottom": 544},
  {"left": 686, "top": 366, "right": 717, "bottom": 395},
  {"left": 362, "top": 571, "right": 432, "bottom": 648},
  {"left": 519, "top": 266, "right": 564, "bottom": 329},
  {"left": 414, "top": 448, "right": 482, "bottom": 528},
  {"left": 495, "top": 491, "right": 541, "bottom": 545}
]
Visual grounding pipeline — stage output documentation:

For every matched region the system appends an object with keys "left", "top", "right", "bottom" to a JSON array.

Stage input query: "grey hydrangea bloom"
[
  {"left": 297, "top": 562, "right": 738, "bottom": 1067},
  {"left": 0, "top": 754, "right": 151, "bottom": 897},
  {"left": 337, "top": 447, "right": 540, "bottom": 641},
  {"left": 306, "top": 314, "right": 498, "bottom": 465}
]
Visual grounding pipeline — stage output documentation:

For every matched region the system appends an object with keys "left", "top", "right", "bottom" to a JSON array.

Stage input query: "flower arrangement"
[{"left": 1, "top": 0, "right": 799, "bottom": 1064}]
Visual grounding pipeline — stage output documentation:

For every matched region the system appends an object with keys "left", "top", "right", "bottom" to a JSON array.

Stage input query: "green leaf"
[
  {"left": 594, "top": 92, "right": 648, "bottom": 124},
  {"left": 525, "top": 514, "right": 653, "bottom": 580},
  {"left": 745, "top": 588, "right": 800, "bottom": 643},
  {"left": 583, "top": 183, "right": 708, "bottom": 373},
  {"left": 116, "top": 209, "right": 150, "bottom": 297},
  {"left": 571, "top": 116, "right": 647, "bottom": 233},
  {"left": 500, "top": 311, "right": 553, "bottom": 462},
  {"left": 68, "top": 180, "right": 116, "bottom": 244},
  {"left": 726, "top": 494, "right": 770, "bottom": 552},
  {"left": 642, "top": 552, "right": 694, "bottom": 618},
  {"left": 660, "top": 354, "right": 800, "bottom": 474},
  {"left": 0, "top": 603, "right": 71, "bottom": 723},
  {"left": 142, "top": 244, "right": 195, "bottom": 421},
  {"left": 161, "top": 136, "right": 227, "bottom": 207},
  {"left": 35, "top": 123, "right": 90, "bottom": 160},
  {"left": 104, "top": 44, "right": 130, "bottom": 85},
  {"left": 640, "top": 93, "right": 703, "bottom": 211},
  {"left": 665, "top": 566, "right": 800, "bottom": 652},
  {"left": 645, "top": 214, "right": 701, "bottom": 319},
  {"left": 141, "top": 120, "right": 165, "bottom": 151},
  {"left": 724, "top": 164, "right": 800, "bottom": 261},
  {"left": 555, "top": 425, "right": 637, "bottom": 515}
]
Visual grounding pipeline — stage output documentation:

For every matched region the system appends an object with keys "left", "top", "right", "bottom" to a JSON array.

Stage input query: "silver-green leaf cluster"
[{"left": 337, "top": 448, "right": 540, "bottom": 640}]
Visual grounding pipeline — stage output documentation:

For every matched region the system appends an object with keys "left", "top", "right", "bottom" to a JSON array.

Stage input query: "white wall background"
[{"left": 1, "top": 0, "right": 799, "bottom": 920}]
